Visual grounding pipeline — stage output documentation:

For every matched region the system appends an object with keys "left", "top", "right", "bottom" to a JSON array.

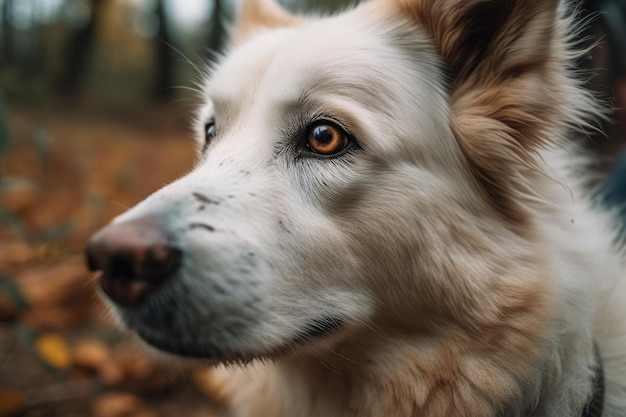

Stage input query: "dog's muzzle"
[{"left": 85, "top": 218, "right": 182, "bottom": 307}]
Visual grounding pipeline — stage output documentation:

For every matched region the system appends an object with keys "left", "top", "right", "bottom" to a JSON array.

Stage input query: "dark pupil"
[
  {"left": 313, "top": 125, "right": 333, "bottom": 143},
  {"left": 206, "top": 123, "right": 216, "bottom": 138}
]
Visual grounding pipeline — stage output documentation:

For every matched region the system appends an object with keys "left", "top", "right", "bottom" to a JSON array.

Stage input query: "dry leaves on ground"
[{"left": 0, "top": 107, "right": 224, "bottom": 417}]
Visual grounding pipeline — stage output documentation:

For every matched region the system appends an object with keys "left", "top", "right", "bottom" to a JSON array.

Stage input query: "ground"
[{"left": 0, "top": 104, "right": 225, "bottom": 417}]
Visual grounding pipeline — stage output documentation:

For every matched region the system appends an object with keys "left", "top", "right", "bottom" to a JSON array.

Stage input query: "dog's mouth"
[
  {"left": 131, "top": 316, "right": 345, "bottom": 360},
  {"left": 135, "top": 326, "right": 227, "bottom": 359}
]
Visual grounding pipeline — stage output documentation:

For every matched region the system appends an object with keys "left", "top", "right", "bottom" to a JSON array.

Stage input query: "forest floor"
[{"left": 0, "top": 104, "right": 225, "bottom": 417}]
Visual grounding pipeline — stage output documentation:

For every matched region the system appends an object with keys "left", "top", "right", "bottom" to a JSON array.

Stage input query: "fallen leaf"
[
  {"left": 0, "top": 387, "right": 26, "bottom": 417},
  {"left": 73, "top": 340, "right": 111, "bottom": 371},
  {"left": 23, "top": 305, "right": 88, "bottom": 329},
  {"left": 97, "top": 361, "right": 124, "bottom": 386},
  {"left": 193, "top": 367, "right": 230, "bottom": 405},
  {"left": 36, "top": 333, "right": 71, "bottom": 369},
  {"left": 72, "top": 340, "right": 126, "bottom": 386},
  {"left": 91, "top": 392, "right": 144, "bottom": 417},
  {"left": 0, "top": 294, "right": 18, "bottom": 321},
  {"left": 0, "top": 240, "right": 34, "bottom": 269},
  {"left": 17, "top": 257, "right": 95, "bottom": 308},
  {"left": 100, "top": 347, "right": 184, "bottom": 392},
  {"left": 128, "top": 412, "right": 158, "bottom": 417}
]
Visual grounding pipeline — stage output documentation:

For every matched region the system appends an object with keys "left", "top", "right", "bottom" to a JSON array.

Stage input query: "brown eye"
[{"left": 306, "top": 123, "right": 349, "bottom": 155}]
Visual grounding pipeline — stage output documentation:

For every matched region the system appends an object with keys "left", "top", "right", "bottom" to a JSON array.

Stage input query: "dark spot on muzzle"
[
  {"left": 192, "top": 192, "right": 220, "bottom": 205},
  {"left": 189, "top": 223, "right": 215, "bottom": 232}
]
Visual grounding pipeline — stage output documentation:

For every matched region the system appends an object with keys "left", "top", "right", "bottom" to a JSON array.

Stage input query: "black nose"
[{"left": 85, "top": 218, "right": 181, "bottom": 307}]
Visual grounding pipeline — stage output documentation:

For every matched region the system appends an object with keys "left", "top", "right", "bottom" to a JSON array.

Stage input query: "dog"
[{"left": 85, "top": 0, "right": 626, "bottom": 415}]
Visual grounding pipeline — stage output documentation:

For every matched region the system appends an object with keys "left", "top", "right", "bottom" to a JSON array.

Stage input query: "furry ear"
[
  {"left": 396, "top": 0, "right": 582, "bottom": 225},
  {"left": 398, "top": 0, "right": 561, "bottom": 90},
  {"left": 232, "top": 0, "right": 302, "bottom": 44}
]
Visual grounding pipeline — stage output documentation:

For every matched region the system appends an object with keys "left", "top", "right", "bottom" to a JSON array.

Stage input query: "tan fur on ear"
[
  {"left": 232, "top": 0, "right": 302, "bottom": 44},
  {"left": 391, "top": 0, "right": 579, "bottom": 226},
  {"left": 395, "top": 0, "right": 560, "bottom": 89}
]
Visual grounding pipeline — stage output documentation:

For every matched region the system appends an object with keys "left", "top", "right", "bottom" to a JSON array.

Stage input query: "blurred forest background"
[
  {"left": 0, "top": 1, "right": 234, "bottom": 415},
  {"left": 0, "top": 0, "right": 625, "bottom": 416}
]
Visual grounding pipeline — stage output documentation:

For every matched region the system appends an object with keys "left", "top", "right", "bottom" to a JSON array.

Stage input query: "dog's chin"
[
  {"left": 135, "top": 327, "right": 222, "bottom": 359},
  {"left": 107, "top": 284, "right": 349, "bottom": 361},
  {"left": 132, "top": 317, "right": 346, "bottom": 363}
]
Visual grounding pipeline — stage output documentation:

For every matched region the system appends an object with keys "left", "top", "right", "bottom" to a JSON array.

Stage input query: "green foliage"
[
  {"left": 0, "top": 176, "right": 37, "bottom": 193},
  {"left": 40, "top": 222, "right": 75, "bottom": 244},
  {"left": 116, "top": 164, "right": 134, "bottom": 191},
  {"left": 13, "top": 323, "right": 36, "bottom": 348},
  {"left": 0, "top": 274, "right": 29, "bottom": 312},
  {"left": 12, "top": 324, "right": 66, "bottom": 375},
  {"left": 0, "top": 207, "right": 77, "bottom": 247},
  {"left": 86, "top": 192, "right": 103, "bottom": 213},
  {"left": 0, "top": 93, "right": 9, "bottom": 164},
  {"left": 0, "top": 207, "right": 33, "bottom": 246},
  {"left": 32, "top": 127, "right": 50, "bottom": 168},
  {"left": 0, "top": 105, "right": 72, "bottom": 246}
]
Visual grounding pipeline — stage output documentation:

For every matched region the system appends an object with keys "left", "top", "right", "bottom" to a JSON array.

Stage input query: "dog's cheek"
[
  {"left": 259, "top": 206, "right": 376, "bottom": 329},
  {"left": 327, "top": 166, "right": 475, "bottom": 318}
]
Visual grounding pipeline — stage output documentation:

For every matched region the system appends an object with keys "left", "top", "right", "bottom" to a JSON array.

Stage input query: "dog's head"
[{"left": 86, "top": 0, "right": 588, "bottom": 362}]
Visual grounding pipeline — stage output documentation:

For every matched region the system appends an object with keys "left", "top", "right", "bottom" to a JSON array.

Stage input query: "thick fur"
[{"left": 100, "top": 0, "right": 626, "bottom": 416}]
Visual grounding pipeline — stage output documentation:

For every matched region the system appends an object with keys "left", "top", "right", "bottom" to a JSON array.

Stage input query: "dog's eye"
[
  {"left": 204, "top": 121, "right": 217, "bottom": 145},
  {"left": 306, "top": 123, "right": 350, "bottom": 156}
]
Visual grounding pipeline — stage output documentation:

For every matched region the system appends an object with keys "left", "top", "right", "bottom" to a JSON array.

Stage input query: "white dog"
[{"left": 86, "top": 0, "right": 626, "bottom": 416}]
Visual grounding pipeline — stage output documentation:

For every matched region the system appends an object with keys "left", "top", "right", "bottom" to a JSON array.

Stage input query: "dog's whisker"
[
  {"left": 323, "top": 346, "right": 369, "bottom": 367},
  {"left": 170, "top": 85, "right": 205, "bottom": 95},
  {"left": 108, "top": 200, "right": 132, "bottom": 210},
  {"left": 314, "top": 357, "right": 345, "bottom": 377},
  {"left": 162, "top": 40, "right": 208, "bottom": 80},
  {"left": 352, "top": 317, "right": 385, "bottom": 339}
]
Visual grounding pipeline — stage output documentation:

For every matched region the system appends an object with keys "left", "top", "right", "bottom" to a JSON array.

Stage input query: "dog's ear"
[
  {"left": 232, "top": 0, "right": 302, "bottom": 44},
  {"left": 396, "top": 0, "right": 561, "bottom": 90},
  {"left": 393, "top": 0, "right": 582, "bottom": 225}
]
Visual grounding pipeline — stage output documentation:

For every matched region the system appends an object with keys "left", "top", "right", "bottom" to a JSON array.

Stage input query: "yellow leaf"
[
  {"left": 193, "top": 367, "right": 230, "bottom": 404},
  {"left": 0, "top": 387, "right": 26, "bottom": 417},
  {"left": 36, "top": 333, "right": 71, "bottom": 369},
  {"left": 91, "top": 392, "right": 144, "bottom": 417}
]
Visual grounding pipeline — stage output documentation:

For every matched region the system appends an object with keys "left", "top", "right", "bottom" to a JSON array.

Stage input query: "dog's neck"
[{"left": 218, "top": 331, "right": 602, "bottom": 417}]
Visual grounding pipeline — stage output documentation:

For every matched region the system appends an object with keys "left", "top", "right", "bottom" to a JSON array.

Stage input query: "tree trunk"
[
  {"left": 206, "top": 0, "right": 226, "bottom": 60},
  {"left": 61, "top": 0, "right": 104, "bottom": 94},
  {"left": 1, "top": 0, "right": 14, "bottom": 67},
  {"left": 155, "top": 0, "right": 174, "bottom": 99}
]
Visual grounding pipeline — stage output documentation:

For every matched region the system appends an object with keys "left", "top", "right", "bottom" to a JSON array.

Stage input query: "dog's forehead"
[
  {"left": 207, "top": 10, "right": 430, "bottom": 108},
  {"left": 203, "top": 7, "right": 451, "bottom": 163}
]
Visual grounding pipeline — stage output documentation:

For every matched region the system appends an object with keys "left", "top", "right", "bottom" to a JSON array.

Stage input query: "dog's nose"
[{"left": 85, "top": 219, "right": 181, "bottom": 307}]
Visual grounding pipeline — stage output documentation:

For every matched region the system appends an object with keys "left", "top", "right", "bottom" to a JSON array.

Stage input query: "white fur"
[{"left": 101, "top": 1, "right": 626, "bottom": 416}]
